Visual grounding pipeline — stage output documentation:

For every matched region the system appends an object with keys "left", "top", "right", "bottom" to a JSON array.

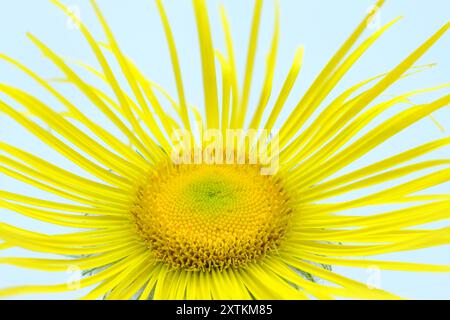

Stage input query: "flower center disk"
[{"left": 132, "top": 163, "right": 292, "bottom": 271}]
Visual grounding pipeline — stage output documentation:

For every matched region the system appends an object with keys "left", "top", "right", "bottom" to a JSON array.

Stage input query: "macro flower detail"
[
  {"left": 132, "top": 163, "right": 292, "bottom": 272},
  {"left": 0, "top": 0, "right": 449, "bottom": 300}
]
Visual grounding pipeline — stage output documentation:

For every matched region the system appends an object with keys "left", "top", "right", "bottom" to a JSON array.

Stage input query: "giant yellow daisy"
[{"left": 0, "top": 0, "right": 449, "bottom": 300}]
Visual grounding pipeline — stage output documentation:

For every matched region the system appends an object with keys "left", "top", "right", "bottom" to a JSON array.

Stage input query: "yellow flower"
[{"left": 0, "top": 0, "right": 449, "bottom": 300}]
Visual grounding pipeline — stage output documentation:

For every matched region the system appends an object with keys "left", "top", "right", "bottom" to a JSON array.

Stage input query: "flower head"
[{"left": 0, "top": 0, "right": 449, "bottom": 300}]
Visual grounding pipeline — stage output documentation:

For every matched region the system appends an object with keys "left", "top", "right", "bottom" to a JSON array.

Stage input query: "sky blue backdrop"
[{"left": 0, "top": 0, "right": 449, "bottom": 299}]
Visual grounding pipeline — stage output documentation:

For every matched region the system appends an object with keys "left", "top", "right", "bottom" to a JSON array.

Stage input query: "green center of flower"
[
  {"left": 132, "top": 163, "right": 292, "bottom": 271},
  {"left": 183, "top": 178, "right": 238, "bottom": 213}
]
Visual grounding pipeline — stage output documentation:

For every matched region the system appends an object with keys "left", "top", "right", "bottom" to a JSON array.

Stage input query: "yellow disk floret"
[{"left": 132, "top": 163, "right": 293, "bottom": 271}]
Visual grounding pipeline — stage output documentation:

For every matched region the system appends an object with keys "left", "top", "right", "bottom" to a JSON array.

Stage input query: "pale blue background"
[{"left": 0, "top": 0, "right": 449, "bottom": 299}]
